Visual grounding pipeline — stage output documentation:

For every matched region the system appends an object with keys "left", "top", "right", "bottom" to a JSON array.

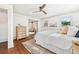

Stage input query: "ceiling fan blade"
[
  {"left": 41, "top": 4, "right": 46, "bottom": 9},
  {"left": 42, "top": 10, "right": 47, "bottom": 14},
  {"left": 39, "top": 4, "right": 46, "bottom": 11}
]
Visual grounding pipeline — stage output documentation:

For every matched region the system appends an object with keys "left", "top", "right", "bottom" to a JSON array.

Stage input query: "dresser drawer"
[{"left": 16, "top": 26, "right": 26, "bottom": 40}]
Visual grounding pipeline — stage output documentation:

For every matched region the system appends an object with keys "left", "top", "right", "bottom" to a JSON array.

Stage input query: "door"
[{"left": 0, "top": 8, "right": 8, "bottom": 51}]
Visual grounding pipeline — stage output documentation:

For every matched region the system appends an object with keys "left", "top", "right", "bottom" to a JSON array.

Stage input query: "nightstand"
[{"left": 72, "top": 41, "right": 79, "bottom": 54}]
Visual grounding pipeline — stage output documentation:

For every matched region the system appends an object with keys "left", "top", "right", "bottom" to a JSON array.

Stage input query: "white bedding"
[{"left": 35, "top": 31, "right": 72, "bottom": 50}]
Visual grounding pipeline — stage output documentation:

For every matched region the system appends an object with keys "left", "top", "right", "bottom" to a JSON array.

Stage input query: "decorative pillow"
[
  {"left": 67, "top": 26, "right": 79, "bottom": 36},
  {"left": 61, "top": 26, "right": 68, "bottom": 35},
  {"left": 75, "top": 31, "right": 79, "bottom": 38}
]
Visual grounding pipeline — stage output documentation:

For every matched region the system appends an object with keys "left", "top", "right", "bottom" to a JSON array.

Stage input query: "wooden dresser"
[{"left": 16, "top": 25, "right": 26, "bottom": 40}]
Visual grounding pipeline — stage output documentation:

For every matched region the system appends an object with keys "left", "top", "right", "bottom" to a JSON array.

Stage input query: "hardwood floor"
[
  {"left": 0, "top": 41, "right": 8, "bottom": 49},
  {"left": 0, "top": 41, "right": 8, "bottom": 54},
  {"left": 0, "top": 34, "right": 35, "bottom": 54}
]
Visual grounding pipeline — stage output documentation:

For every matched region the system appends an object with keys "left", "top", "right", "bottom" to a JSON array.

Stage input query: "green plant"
[{"left": 61, "top": 21, "right": 70, "bottom": 26}]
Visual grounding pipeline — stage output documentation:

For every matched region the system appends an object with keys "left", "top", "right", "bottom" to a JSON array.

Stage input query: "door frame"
[{"left": 0, "top": 5, "right": 14, "bottom": 49}]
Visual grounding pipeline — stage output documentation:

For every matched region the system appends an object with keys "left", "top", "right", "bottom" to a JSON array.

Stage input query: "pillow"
[
  {"left": 67, "top": 26, "right": 79, "bottom": 36},
  {"left": 61, "top": 26, "right": 68, "bottom": 35},
  {"left": 75, "top": 30, "right": 79, "bottom": 38}
]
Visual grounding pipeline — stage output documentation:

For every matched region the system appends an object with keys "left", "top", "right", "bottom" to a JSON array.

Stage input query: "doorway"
[{"left": 28, "top": 19, "right": 38, "bottom": 35}]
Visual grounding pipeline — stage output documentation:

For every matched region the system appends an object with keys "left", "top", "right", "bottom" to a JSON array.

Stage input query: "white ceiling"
[{"left": 13, "top": 4, "right": 79, "bottom": 19}]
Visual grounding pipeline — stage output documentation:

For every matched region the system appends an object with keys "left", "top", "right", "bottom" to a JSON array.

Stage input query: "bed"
[{"left": 35, "top": 30, "right": 73, "bottom": 54}]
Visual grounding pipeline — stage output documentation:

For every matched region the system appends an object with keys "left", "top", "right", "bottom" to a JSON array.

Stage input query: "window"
[{"left": 61, "top": 16, "right": 71, "bottom": 26}]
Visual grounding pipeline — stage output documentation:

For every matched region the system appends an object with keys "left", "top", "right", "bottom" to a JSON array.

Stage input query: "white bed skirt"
[{"left": 36, "top": 39, "right": 72, "bottom": 54}]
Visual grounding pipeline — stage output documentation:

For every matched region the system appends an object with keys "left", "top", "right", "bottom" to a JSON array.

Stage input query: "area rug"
[{"left": 22, "top": 39, "right": 55, "bottom": 54}]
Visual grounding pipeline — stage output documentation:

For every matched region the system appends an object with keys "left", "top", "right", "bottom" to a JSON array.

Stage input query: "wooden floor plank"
[{"left": 0, "top": 34, "right": 34, "bottom": 54}]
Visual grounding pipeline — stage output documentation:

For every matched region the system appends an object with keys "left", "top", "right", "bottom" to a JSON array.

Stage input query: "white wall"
[
  {"left": 0, "top": 10, "right": 8, "bottom": 42},
  {"left": 13, "top": 13, "right": 29, "bottom": 39},
  {"left": 0, "top": 5, "right": 14, "bottom": 48},
  {"left": 40, "top": 11, "right": 79, "bottom": 28}
]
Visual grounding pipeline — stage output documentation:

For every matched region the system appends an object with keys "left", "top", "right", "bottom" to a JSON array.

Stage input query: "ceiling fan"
[{"left": 32, "top": 4, "right": 47, "bottom": 14}]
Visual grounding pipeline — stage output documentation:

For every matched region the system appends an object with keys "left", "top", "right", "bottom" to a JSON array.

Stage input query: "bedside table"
[{"left": 72, "top": 41, "right": 79, "bottom": 54}]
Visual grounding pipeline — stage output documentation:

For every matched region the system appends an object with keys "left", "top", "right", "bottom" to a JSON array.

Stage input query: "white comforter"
[{"left": 35, "top": 31, "right": 72, "bottom": 50}]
